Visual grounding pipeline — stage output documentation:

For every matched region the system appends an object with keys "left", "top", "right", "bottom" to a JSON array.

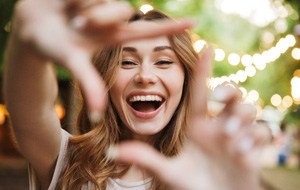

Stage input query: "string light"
[
  {"left": 209, "top": 34, "right": 297, "bottom": 87},
  {"left": 0, "top": 104, "right": 8, "bottom": 125},
  {"left": 0, "top": 112, "right": 5, "bottom": 126},
  {"left": 239, "top": 87, "right": 248, "bottom": 98},
  {"left": 291, "top": 76, "right": 300, "bottom": 102},
  {"left": 271, "top": 94, "right": 282, "bottom": 107},
  {"left": 193, "top": 40, "right": 207, "bottom": 53},
  {"left": 228, "top": 53, "right": 240, "bottom": 66},
  {"left": 294, "top": 69, "right": 300, "bottom": 77},
  {"left": 138, "top": 2, "right": 298, "bottom": 110},
  {"left": 286, "top": 34, "right": 297, "bottom": 47},
  {"left": 55, "top": 104, "right": 66, "bottom": 120},
  {"left": 241, "top": 54, "right": 252, "bottom": 66},
  {"left": 139, "top": 4, "right": 154, "bottom": 14},
  {"left": 205, "top": 33, "right": 298, "bottom": 110},
  {"left": 248, "top": 90, "right": 260, "bottom": 101},
  {"left": 214, "top": 48, "right": 225, "bottom": 61},
  {"left": 282, "top": 95, "right": 293, "bottom": 108},
  {"left": 245, "top": 65, "right": 256, "bottom": 77},
  {"left": 236, "top": 70, "right": 247, "bottom": 82},
  {"left": 214, "top": 0, "right": 291, "bottom": 27},
  {"left": 291, "top": 48, "right": 300, "bottom": 60},
  {"left": 252, "top": 53, "right": 266, "bottom": 70}
]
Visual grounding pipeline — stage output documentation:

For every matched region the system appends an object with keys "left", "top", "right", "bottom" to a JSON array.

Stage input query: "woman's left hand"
[{"left": 108, "top": 47, "right": 270, "bottom": 190}]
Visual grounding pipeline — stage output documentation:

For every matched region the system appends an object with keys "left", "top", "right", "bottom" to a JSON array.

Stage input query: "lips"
[{"left": 127, "top": 94, "right": 165, "bottom": 116}]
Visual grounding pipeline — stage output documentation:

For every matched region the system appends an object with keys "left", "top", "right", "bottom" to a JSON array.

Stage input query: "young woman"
[{"left": 4, "top": 0, "right": 267, "bottom": 189}]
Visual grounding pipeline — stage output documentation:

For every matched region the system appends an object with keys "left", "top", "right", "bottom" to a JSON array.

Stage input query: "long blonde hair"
[{"left": 59, "top": 10, "right": 198, "bottom": 190}]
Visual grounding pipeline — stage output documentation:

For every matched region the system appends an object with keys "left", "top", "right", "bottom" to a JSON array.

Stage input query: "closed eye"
[
  {"left": 155, "top": 60, "right": 173, "bottom": 65},
  {"left": 120, "top": 60, "right": 137, "bottom": 68}
]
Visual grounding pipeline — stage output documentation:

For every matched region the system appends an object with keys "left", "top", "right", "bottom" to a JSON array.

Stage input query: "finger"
[
  {"left": 71, "top": 1, "right": 133, "bottom": 29},
  {"left": 207, "top": 87, "right": 232, "bottom": 117},
  {"left": 66, "top": 0, "right": 109, "bottom": 13},
  {"left": 220, "top": 103, "right": 256, "bottom": 137},
  {"left": 188, "top": 47, "right": 215, "bottom": 153},
  {"left": 191, "top": 101, "right": 254, "bottom": 156},
  {"left": 210, "top": 103, "right": 256, "bottom": 156},
  {"left": 229, "top": 121, "right": 270, "bottom": 159},
  {"left": 59, "top": 48, "right": 107, "bottom": 118},
  {"left": 190, "top": 46, "right": 213, "bottom": 117},
  {"left": 251, "top": 122, "right": 273, "bottom": 146},
  {"left": 107, "top": 141, "right": 172, "bottom": 183},
  {"left": 210, "top": 85, "right": 241, "bottom": 105},
  {"left": 113, "top": 19, "right": 195, "bottom": 44},
  {"left": 209, "top": 85, "right": 242, "bottom": 116},
  {"left": 232, "top": 129, "right": 266, "bottom": 171}
]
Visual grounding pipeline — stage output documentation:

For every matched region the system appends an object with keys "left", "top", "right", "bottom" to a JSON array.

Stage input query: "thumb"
[
  {"left": 107, "top": 141, "right": 172, "bottom": 183},
  {"left": 190, "top": 46, "right": 213, "bottom": 117}
]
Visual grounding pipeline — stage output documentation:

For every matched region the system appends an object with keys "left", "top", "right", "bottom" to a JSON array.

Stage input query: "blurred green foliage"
[
  {"left": 0, "top": 0, "right": 300, "bottom": 125},
  {"left": 0, "top": 0, "right": 17, "bottom": 72}
]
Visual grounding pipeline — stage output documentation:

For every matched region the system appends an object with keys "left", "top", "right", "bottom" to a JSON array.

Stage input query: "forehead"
[{"left": 122, "top": 21, "right": 171, "bottom": 49}]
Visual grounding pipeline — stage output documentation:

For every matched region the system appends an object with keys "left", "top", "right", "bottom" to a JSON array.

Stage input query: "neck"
[
  {"left": 119, "top": 123, "right": 160, "bottom": 144},
  {"left": 119, "top": 165, "right": 151, "bottom": 181}
]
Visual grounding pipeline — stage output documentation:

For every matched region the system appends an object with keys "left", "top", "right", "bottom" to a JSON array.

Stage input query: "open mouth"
[{"left": 128, "top": 95, "right": 164, "bottom": 112}]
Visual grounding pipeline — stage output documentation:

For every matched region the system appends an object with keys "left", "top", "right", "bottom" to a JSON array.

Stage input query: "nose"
[{"left": 134, "top": 66, "right": 158, "bottom": 85}]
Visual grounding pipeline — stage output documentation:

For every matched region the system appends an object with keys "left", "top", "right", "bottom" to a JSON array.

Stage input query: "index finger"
[{"left": 113, "top": 19, "right": 195, "bottom": 44}]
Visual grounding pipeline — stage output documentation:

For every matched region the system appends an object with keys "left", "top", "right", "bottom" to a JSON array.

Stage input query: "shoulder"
[{"left": 47, "top": 129, "right": 71, "bottom": 190}]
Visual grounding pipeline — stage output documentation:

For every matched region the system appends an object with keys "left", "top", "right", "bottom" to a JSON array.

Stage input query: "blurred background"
[{"left": 0, "top": 0, "right": 300, "bottom": 189}]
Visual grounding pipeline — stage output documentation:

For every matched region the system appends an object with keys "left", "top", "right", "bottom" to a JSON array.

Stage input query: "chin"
[
  {"left": 135, "top": 127, "right": 163, "bottom": 135},
  {"left": 129, "top": 124, "right": 165, "bottom": 139}
]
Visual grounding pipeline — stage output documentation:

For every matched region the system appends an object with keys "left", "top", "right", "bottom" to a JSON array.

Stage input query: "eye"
[
  {"left": 155, "top": 60, "right": 174, "bottom": 65},
  {"left": 120, "top": 60, "right": 137, "bottom": 68},
  {"left": 121, "top": 60, "right": 136, "bottom": 65},
  {"left": 155, "top": 60, "right": 174, "bottom": 68}
]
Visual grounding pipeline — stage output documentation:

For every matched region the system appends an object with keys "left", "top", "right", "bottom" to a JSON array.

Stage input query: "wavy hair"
[{"left": 59, "top": 10, "right": 198, "bottom": 190}]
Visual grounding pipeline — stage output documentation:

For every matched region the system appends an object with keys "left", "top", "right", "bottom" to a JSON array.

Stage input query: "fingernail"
[
  {"left": 106, "top": 145, "right": 119, "bottom": 160},
  {"left": 70, "top": 16, "right": 87, "bottom": 29},
  {"left": 207, "top": 100, "right": 225, "bottom": 117},
  {"left": 190, "top": 19, "right": 198, "bottom": 26},
  {"left": 114, "top": 1, "right": 133, "bottom": 16},
  {"left": 238, "top": 137, "right": 253, "bottom": 153},
  {"left": 118, "top": 1, "right": 132, "bottom": 10},
  {"left": 224, "top": 117, "right": 240, "bottom": 136},
  {"left": 210, "top": 87, "right": 228, "bottom": 102},
  {"left": 179, "top": 18, "right": 197, "bottom": 27},
  {"left": 88, "top": 111, "right": 102, "bottom": 124}
]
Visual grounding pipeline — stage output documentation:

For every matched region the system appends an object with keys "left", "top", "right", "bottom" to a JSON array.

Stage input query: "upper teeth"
[{"left": 129, "top": 95, "right": 162, "bottom": 102}]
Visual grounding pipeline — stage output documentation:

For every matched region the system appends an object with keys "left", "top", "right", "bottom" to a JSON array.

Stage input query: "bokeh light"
[
  {"left": 215, "top": 48, "right": 225, "bottom": 61},
  {"left": 271, "top": 94, "right": 282, "bottom": 107},
  {"left": 291, "top": 48, "right": 300, "bottom": 60},
  {"left": 139, "top": 4, "right": 154, "bottom": 14},
  {"left": 228, "top": 53, "right": 240, "bottom": 66}
]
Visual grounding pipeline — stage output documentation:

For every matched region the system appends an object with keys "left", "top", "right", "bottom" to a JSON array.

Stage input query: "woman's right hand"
[{"left": 12, "top": 0, "right": 194, "bottom": 115}]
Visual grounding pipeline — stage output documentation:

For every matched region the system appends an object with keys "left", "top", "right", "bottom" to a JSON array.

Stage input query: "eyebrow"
[
  {"left": 153, "top": 46, "right": 173, "bottom": 52},
  {"left": 122, "top": 46, "right": 173, "bottom": 53},
  {"left": 122, "top": 47, "right": 137, "bottom": 52}
]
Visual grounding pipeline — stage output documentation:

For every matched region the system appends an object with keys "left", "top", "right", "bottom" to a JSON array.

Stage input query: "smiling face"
[{"left": 109, "top": 22, "right": 185, "bottom": 140}]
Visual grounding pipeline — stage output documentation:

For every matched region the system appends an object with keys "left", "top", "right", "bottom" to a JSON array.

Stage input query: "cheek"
[
  {"left": 111, "top": 70, "right": 132, "bottom": 95},
  {"left": 110, "top": 74, "right": 129, "bottom": 109},
  {"left": 166, "top": 70, "right": 185, "bottom": 97}
]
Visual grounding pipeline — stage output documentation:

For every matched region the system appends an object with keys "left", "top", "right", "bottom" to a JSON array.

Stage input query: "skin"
[
  {"left": 4, "top": 0, "right": 269, "bottom": 189},
  {"left": 110, "top": 48, "right": 269, "bottom": 190},
  {"left": 110, "top": 27, "right": 185, "bottom": 139},
  {"left": 4, "top": 0, "right": 193, "bottom": 189}
]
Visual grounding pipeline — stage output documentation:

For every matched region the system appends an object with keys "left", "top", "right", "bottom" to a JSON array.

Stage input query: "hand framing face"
[
  {"left": 108, "top": 47, "right": 270, "bottom": 190},
  {"left": 13, "top": 0, "right": 194, "bottom": 116}
]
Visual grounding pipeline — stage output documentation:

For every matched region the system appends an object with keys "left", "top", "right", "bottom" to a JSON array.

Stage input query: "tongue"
[{"left": 132, "top": 102, "right": 156, "bottom": 112}]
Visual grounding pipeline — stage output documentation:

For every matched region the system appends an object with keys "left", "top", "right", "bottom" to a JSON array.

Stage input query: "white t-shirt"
[{"left": 28, "top": 129, "right": 152, "bottom": 190}]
